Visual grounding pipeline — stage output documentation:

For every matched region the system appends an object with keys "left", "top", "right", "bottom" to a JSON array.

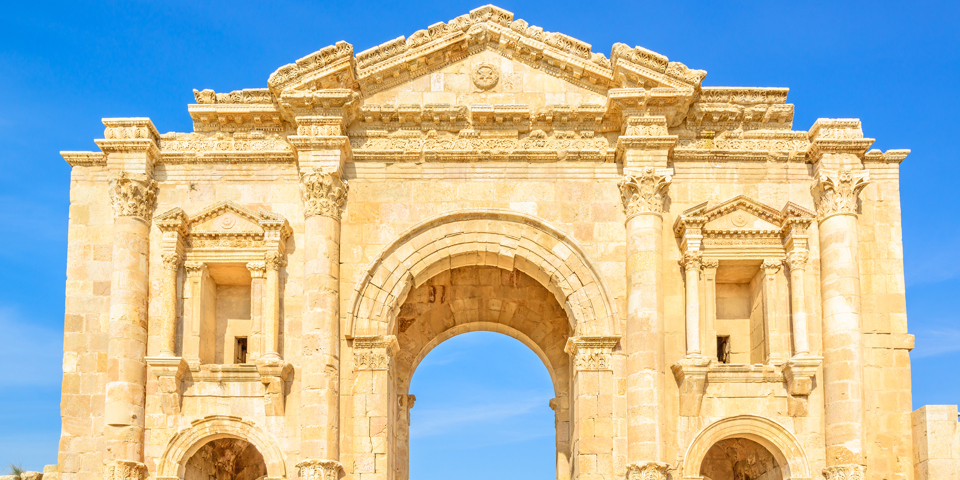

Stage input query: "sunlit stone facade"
[{"left": 53, "top": 5, "right": 954, "bottom": 480}]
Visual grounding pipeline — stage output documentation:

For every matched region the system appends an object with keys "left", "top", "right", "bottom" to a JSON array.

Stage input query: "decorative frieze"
[
  {"left": 813, "top": 167, "right": 870, "bottom": 220},
  {"left": 564, "top": 336, "right": 620, "bottom": 371},
  {"left": 626, "top": 461, "right": 670, "bottom": 480},
  {"left": 296, "top": 460, "right": 343, "bottom": 480},
  {"left": 300, "top": 170, "right": 349, "bottom": 220},
  {"left": 618, "top": 167, "right": 673, "bottom": 218},
  {"left": 108, "top": 172, "right": 158, "bottom": 221}
]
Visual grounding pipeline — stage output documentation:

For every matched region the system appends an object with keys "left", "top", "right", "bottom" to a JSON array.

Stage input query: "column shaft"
[
  {"left": 683, "top": 256, "right": 702, "bottom": 356},
  {"left": 788, "top": 253, "right": 810, "bottom": 355},
  {"left": 159, "top": 254, "right": 179, "bottom": 356},
  {"left": 262, "top": 253, "right": 281, "bottom": 359}
]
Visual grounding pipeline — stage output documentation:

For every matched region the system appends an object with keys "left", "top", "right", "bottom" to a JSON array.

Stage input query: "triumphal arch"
[{"left": 54, "top": 5, "right": 956, "bottom": 480}]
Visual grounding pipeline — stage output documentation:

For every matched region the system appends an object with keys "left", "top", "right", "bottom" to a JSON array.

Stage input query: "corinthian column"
[
  {"left": 158, "top": 252, "right": 181, "bottom": 357},
  {"left": 104, "top": 171, "right": 157, "bottom": 470},
  {"left": 814, "top": 167, "right": 869, "bottom": 473},
  {"left": 299, "top": 168, "right": 348, "bottom": 473},
  {"left": 619, "top": 167, "right": 672, "bottom": 471}
]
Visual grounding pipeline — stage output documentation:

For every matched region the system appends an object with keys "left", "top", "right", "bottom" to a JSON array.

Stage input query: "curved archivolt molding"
[
  {"left": 347, "top": 209, "right": 619, "bottom": 338},
  {"left": 682, "top": 415, "right": 811, "bottom": 480},
  {"left": 156, "top": 415, "right": 286, "bottom": 479}
]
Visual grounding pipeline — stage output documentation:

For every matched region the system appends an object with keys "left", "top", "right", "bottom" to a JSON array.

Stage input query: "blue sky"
[{"left": 1, "top": 0, "right": 958, "bottom": 474}]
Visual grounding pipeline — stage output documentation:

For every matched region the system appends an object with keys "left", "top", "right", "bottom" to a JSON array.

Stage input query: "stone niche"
[{"left": 714, "top": 260, "right": 766, "bottom": 365}]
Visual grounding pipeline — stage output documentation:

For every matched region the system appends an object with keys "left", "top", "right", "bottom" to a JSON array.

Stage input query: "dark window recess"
[
  {"left": 717, "top": 336, "right": 731, "bottom": 364},
  {"left": 235, "top": 337, "right": 248, "bottom": 364}
]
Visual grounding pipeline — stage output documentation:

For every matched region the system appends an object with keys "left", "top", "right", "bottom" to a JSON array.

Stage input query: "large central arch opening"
[{"left": 394, "top": 266, "right": 573, "bottom": 480}]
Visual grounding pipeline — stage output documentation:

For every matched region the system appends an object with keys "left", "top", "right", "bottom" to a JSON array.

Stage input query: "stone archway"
[
  {"left": 156, "top": 415, "right": 286, "bottom": 480},
  {"left": 681, "top": 416, "right": 811, "bottom": 480},
  {"left": 182, "top": 438, "right": 267, "bottom": 480}
]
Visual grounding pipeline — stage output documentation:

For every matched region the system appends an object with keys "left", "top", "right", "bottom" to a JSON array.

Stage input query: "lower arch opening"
[
  {"left": 700, "top": 437, "right": 783, "bottom": 480},
  {"left": 183, "top": 437, "right": 267, "bottom": 480}
]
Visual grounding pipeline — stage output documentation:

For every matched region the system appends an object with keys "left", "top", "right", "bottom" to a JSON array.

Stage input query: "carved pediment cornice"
[{"left": 674, "top": 196, "right": 816, "bottom": 253}]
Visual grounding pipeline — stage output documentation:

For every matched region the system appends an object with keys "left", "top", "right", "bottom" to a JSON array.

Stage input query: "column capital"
[
  {"left": 161, "top": 252, "right": 182, "bottom": 272},
  {"left": 761, "top": 258, "right": 783, "bottom": 275},
  {"left": 812, "top": 167, "right": 870, "bottom": 221},
  {"left": 823, "top": 464, "right": 865, "bottom": 480},
  {"left": 353, "top": 335, "right": 399, "bottom": 370},
  {"left": 108, "top": 171, "right": 158, "bottom": 221},
  {"left": 680, "top": 251, "right": 703, "bottom": 271},
  {"left": 626, "top": 461, "right": 670, "bottom": 480},
  {"left": 564, "top": 335, "right": 620, "bottom": 371},
  {"left": 247, "top": 261, "right": 266, "bottom": 278},
  {"left": 184, "top": 261, "right": 206, "bottom": 278},
  {"left": 296, "top": 460, "right": 343, "bottom": 480},
  {"left": 701, "top": 258, "right": 719, "bottom": 270},
  {"left": 300, "top": 169, "right": 349, "bottom": 220},
  {"left": 104, "top": 460, "right": 147, "bottom": 480},
  {"left": 785, "top": 250, "right": 809, "bottom": 271},
  {"left": 265, "top": 251, "right": 285, "bottom": 271},
  {"left": 618, "top": 167, "right": 673, "bottom": 218}
]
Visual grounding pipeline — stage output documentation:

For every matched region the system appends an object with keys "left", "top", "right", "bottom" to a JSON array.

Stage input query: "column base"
[
  {"left": 627, "top": 461, "right": 670, "bottom": 480},
  {"left": 145, "top": 356, "right": 188, "bottom": 415},
  {"left": 672, "top": 356, "right": 711, "bottom": 417},
  {"left": 823, "top": 464, "right": 865, "bottom": 480},
  {"left": 296, "top": 459, "right": 343, "bottom": 480}
]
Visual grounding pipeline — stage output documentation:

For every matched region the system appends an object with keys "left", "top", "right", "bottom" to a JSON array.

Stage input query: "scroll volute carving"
[
  {"left": 300, "top": 169, "right": 349, "bottom": 220},
  {"left": 109, "top": 171, "right": 158, "bottom": 221},
  {"left": 812, "top": 167, "right": 869, "bottom": 220},
  {"left": 618, "top": 167, "right": 673, "bottom": 218}
]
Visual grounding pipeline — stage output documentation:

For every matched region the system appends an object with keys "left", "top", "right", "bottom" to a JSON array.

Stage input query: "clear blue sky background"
[{"left": 1, "top": 0, "right": 958, "bottom": 475}]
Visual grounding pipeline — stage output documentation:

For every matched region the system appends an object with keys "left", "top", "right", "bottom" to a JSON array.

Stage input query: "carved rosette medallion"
[
  {"left": 471, "top": 62, "right": 500, "bottom": 90},
  {"left": 296, "top": 459, "right": 343, "bottom": 480},
  {"left": 300, "top": 170, "right": 349, "bottom": 220},
  {"left": 565, "top": 336, "right": 619, "bottom": 371},
  {"left": 823, "top": 464, "right": 865, "bottom": 480},
  {"left": 618, "top": 167, "right": 672, "bottom": 218},
  {"left": 104, "top": 460, "right": 147, "bottom": 480},
  {"left": 109, "top": 172, "right": 158, "bottom": 221},
  {"left": 353, "top": 335, "right": 398, "bottom": 371},
  {"left": 812, "top": 167, "right": 870, "bottom": 220},
  {"left": 626, "top": 461, "right": 670, "bottom": 480}
]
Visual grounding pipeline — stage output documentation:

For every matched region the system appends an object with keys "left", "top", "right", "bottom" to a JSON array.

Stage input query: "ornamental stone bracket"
[
  {"left": 353, "top": 335, "right": 399, "bottom": 371},
  {"left": 104, "top": 460, "right": 147, "bottom": 480},
  {"left": 671, "top": 356, "right": 711, "bottom": 417},
  {"left": 144, "top": 356, "right": 189, "bottom": 416},
  {"left": 812, "top": 167, "right": 870, "bottom": 221},
  {"left": 626, "top": 461, "right": 670, "bottom": 480},
  {"left": 296, "top": 459, "right": 343, "bottom": 480},
  {"left": 299, "top": 169, "right": 349, "bottom": 220},
  {"left": 256, "top": 358, "right": 294, "bottom": 417},
  {"left": 618, "top": 167, "right": 673, "bottom": 218},
  {"left": 823, "top": 464, "right": 866, "bottom": 480},
  {"left": 564, "top": 335, "right": 620, "bottom": 372},
  {"left": 782, "top": 355, "right": 823, "bottom": 417}
]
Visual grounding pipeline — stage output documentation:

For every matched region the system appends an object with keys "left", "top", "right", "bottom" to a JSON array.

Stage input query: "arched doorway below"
[
  {"left": 183, "top": 438, "right": 267, "bottom": 480},
  {"left": 700, "top": 438, "right": 783, "bottom": 480}
]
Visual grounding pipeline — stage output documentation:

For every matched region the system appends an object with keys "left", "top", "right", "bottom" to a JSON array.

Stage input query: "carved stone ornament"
[
  {"left": 471, "top": 62, "right": 500, "bottom": 90},
  {"left": 104, "top": 460, "right": 147, "bottom": 480},
  {"left": 265, "top": 251, "right": 284, "bottom": 271},
  {"left": 109, "top": 171, "right": 158, "bottom": 221},
  {"left": 785, "top": 250, "right": 808, "bottom": 271},
  {"left": 564, "top": 336, "right": 620, "bottom": 371},
  {"left": 626, "top": 461, "right": 670, "bottom": 480},
  {"left": 300, "top": 170, "right": 349, "bottom": 219},
  {"left": 761, "top": 258, "right": 782, "bottom": 275},
  {"left": 812, "top": 167, "right": 870, "bottom": 220},
  {"left": 680, "top": 251, "right": 703, "bottom": 271},
  {"left": 161, "top": 252, "right": 182, "bottom": 272},
  {"left": 618, "top": 167, "right": 673, "bottom": 217},
  {"left": 353, "top": 335, "right": 398, "bottom": 371},
  {"left": 296, "top": 459, "right": 343, "bottom": 480},
  {"left": 823, "top": 464, "right": 865, "bottom": 480}
]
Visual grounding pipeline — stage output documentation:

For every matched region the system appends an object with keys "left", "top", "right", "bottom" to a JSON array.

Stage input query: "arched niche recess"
[
  {"left": 347, "top": 209, "right": 620, "bottom": 338},
  {"left": 156, "top": 415, "right": 286, "bottom": 480},
  {"left": 681, "top": 415, "right": 812, "bottom": 480}
]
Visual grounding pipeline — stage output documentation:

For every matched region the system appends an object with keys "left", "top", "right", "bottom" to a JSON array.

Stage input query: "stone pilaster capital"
[
  {"left": 812, "top": 167, "right": 870, "bottom": 221},
  {"left": 184, "top": 261, "right": 206, "bottom": 278},
  {"left": 264, "top": 251, "right": 284, "bottom": 271},
  {"left": 161, "top": 252, "right": 182, "bottom": 272},
  {"left": 679, "top": 251, "right": 703, "bottom": 271},
  {"left": 246, "top": 261, "right": 266, "bottom": 278},
  {"left": 296, "top": 459, "right": 343, "bottom": 480},
  {"left": 353, "top": 335, "right": 399, "bottom": 370},
  {"left": 822, "top": 464, "right": 865, "bottom": 480},
  {"left": 104, "top": 460, "right": 147, "bottom": 480},
  {"left": 785, "top": 250, "right": 809, "bottom": 271},
  {"left": 300, "top": 169, "right": 349, "bottom": 220},
  {"left": 701, "top": 258, "right": 719, "bottom": 270},
  {"left": 761, "top": 258, "right": 783, "bottom": 275},
  {"left": 108, "top": 171, "right": 158, "bottom": 221},
  {"left": 618, "top": 167, "right": 673, "bottom": 218},
  {"left": 626, "top": 461, "right": 670, "bottom": 480},
  {"left": 564, "top": 335, "right": 620, "bottom": 371}
]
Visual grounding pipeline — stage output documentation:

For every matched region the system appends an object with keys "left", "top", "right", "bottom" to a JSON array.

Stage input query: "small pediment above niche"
[
  {"left": 189, "top": 201, "right": 264, "bottom": 235},
  {"left": 704, "top": 207, "right": 780, "bottom": 232}
]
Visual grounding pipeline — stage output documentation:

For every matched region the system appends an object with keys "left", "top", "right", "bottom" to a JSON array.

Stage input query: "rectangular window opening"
[
  {"left": 235, "top": 337, "right": 248, "bottom": 364},
  {"left": 717, "top": 335, "right": 731, "bottom": 364}
]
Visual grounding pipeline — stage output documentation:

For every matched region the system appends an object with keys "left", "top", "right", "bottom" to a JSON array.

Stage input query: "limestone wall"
[{"left": 913, "top": 405, "right": 960, "bottom": 480}]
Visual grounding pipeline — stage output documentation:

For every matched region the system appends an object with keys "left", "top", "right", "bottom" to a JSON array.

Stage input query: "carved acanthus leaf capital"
[
  {"left": 247, "top": 261, "right": 266, "bottom": 278},
  {"left": 618, "top": 167, "right": 673, "bottom": 217},
  {"left": 300, "top": 169, "right": 348, "bottom": 220},
  {"left": 104, "top": 460, "right": 147, "bottom": 480},
  {"left": 812, "top": 167, "right": 869, "bottom": 220},
  {"left": 161, "top": 252, "right": 182, "bottom": 272},
  {"left": 761, "top": 258, "right": 783, "bottom": 275},
  {"left": 626, "top": 461, "right": 670, "bottom": 480},
  {"left": 680, "top": 251, "right": 702, "bottom": 271},
  {"left": 823, "top": 464, "right": 865, "bottom": 480},
  {"left": 564, "top": 335, "right": 619, "bottom": 371},
  {"left": 184, "top": 261, "right": 206, "bottom": 277},
  {"left": 264, "top": 251, "right": 284, "bottom": 271},
  {"left": 353, "top": 335, "right": 399, "bottom": 370},
  {"left": 785, "top": 250, "right": 809, "bottom": 271},
  {"left": 701, "top": 258, "right": 719, "bottom": 270},
  {"left": 296, "top": 460, "right": 343, "bottom": 480},
  {"left": 109, "top": 171, "right": 158, "bottom": 221}
]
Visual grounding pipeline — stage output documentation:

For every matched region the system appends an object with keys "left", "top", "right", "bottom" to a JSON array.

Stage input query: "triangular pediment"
[
  {"left": 266, "top": 5, "right": 706, "bottom": 96},
  {"left": 188, "top": 201, "right": 266, "bottom": 235},
  {"left": 695, "top": 196, "right": 785, "bottom": 232}
]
